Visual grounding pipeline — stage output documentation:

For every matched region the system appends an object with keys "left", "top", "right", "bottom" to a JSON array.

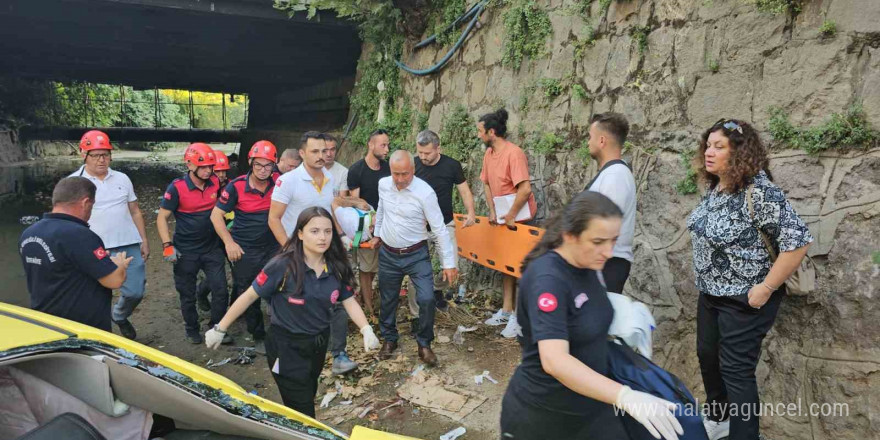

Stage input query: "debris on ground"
[
  {"left": 439, "top": 426, "right": 467, "bottom": 440},
  {"left": 397, "top": 373, "right": 487, "bottom": 421},
  {"left": 452, "top": 325, "right": 478, "bottom": 345},
  {"left": 474, "top": 370, "right": 498, "bottom": 385}
]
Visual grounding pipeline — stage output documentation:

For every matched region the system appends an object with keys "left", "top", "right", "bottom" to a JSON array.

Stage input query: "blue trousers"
[
  {"left": 110, "top": 243, "right": 146, "bottom": 322},
  {"left": 378, "top": 245, "right": 435, "bottom": 347}
]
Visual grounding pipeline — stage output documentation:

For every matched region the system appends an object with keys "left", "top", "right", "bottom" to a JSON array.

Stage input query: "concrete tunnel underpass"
[{"left": 0, "top": 0, "right": 364, "bottom": 159}]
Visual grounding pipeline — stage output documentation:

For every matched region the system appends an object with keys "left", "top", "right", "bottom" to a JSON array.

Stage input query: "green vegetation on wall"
[
  {"left": 751, "top": 0, "right": 801, "bottom": 15},
  {"left": 501, "top": 0, "right": 553, "bottom": 70},
  {"left": 768, "top": 106, "right": 878, "bottom": 155},
  {"left": 439, "top": 103, "right": 478, "bottom": 162},
  {"left": 676, "top": 150, "right": 699, "bottom": 195}
]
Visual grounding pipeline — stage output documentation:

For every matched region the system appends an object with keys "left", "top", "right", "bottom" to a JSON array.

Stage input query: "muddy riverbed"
[{"left": 0, "top": 152, "right": 519, "bottom": 440}]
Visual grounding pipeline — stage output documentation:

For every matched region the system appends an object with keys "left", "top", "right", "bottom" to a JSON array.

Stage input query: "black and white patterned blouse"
[{"left": 687, "top": 171, "right": 813, "bottom": 297}]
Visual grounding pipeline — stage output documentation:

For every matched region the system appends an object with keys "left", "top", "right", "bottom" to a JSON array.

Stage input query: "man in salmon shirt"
[{"left": 477, "top": 108, "right": 536, "bottom": 339}]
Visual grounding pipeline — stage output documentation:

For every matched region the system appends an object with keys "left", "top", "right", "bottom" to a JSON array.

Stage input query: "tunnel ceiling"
[{"left": 0, "top": 0, "right": 362, "bottom": 94}]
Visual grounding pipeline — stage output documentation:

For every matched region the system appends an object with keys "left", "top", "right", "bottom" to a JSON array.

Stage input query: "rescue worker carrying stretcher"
[
  {"left": 211, "top": 140, "right": 281, "bottom": 354},
  {"left": 157, "top": 143, "right": 230, "bottom": 345}
]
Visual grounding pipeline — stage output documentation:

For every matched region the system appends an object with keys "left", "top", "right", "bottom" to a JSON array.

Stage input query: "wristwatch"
[{"left": 213, "top": 325, "right": 226, "bottom": 334}]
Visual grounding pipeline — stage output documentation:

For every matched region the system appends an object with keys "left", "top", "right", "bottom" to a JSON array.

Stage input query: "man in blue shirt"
[{"left": 19, "top": 177, "right": 132, "bottom": 331}]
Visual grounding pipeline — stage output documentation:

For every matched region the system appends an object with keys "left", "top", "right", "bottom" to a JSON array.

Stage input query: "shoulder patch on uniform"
[
  {"left": 537, "top": 292, "right": 558, "bottom": 312},
  {"left": 220, "top": 190, "right": 230, "bottom": 203},
  {"left": 93, "top": 247, "right": 108, "bottom": 260},
  {"left": 330, "top": 289, "right": 339, "bottom": 304},
  {"left": 163, "top": 192, "right": 172, "bottom": 200},
  {"left": 255, "top": 270, "right": 268, "bottom": 286},
  {"left": 574, "top": 292, "right": 589, "bottom": 309}
]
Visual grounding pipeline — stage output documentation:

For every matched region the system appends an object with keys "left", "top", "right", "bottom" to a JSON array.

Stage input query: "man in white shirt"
[
  {"left": 322, "top": 133, "right": 349, "bottom": 195},
  {"left": 269, "top": 132, "right": 335, "bottom": 243},
  {"left": 268, "top": 131, "right": 362, "bottom": 375},
  {"left": 583, "top": 112, "right": 637, "bottom": 293},
  {"left": 70, "top": 130, "right": 149, "bottom": 340},
  {"left": 368, "top": 150, "right": 458, "bottom": 366}
]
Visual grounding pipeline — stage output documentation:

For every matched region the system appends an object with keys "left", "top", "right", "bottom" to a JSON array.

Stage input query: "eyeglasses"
[
  {"left": 87, "top": 152, "right": 111, "bottom": 161},
  {"left": 714, "top": 118, "right": 743, "bottom": 135},
  {"left": 252, "top": 161, "right": 274, "bottom": 171}
]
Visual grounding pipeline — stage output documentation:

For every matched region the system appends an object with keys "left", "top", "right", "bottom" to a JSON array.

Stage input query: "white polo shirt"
[
  {"left": 70, "top": 166, "right": 142, "bottom": 249},
  {"left": 271, "top": 164, "right": 334, "bottom": 236},
  {"left": 326, "top": 162, "right": 349, "bottom": 193}
]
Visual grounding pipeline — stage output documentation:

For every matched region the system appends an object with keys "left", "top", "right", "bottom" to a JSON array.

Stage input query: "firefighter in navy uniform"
[
  {"left": 205, "top": 207, "right": 380, "bottom": 417},
  {"left": 19, "top": 177, "right": 132, "bottom": 331},
  {"left": 211, "top": 140, "right": 281, "bottom": 354},
  {"left": 157, "top": 143, "right": 230, "bottom": 344},
  {"left": 500, "top": 191, "right": 682, "bottom": 440},
  {"left": 196, "top": 149, "right": 234, "bottom": 312}
]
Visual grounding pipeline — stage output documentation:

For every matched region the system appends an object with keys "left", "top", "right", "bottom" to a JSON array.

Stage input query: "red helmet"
[
  {"left": 248, "top": 140, "right": 277, "bottom": 163},
  {"left": 213, "top": 150, "right": 230, "bottom": 171},
  {"left": 184, "top": 143, "right": 217, "bottom": 167},
  {"left": 80, "top": 130, "right": 113, "bottom": 152}
]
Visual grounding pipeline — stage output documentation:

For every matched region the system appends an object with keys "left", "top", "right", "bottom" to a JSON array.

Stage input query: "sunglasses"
[{"left": 714, "top": 118, "right": 744, "bottom": 135}]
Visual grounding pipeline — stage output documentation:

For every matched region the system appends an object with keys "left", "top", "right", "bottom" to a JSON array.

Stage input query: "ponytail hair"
[
  {"left": 478, "top": 108, "right": 509, "bottom": 138},
  {"left": 521, "top": 191, "right": 623, "bottom": 272}
]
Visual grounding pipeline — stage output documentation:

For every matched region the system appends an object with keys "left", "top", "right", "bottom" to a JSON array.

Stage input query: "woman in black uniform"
[
  {"left": 500, "top": 191, "right": 682, "bottom": 440},
  {"left": 205, "top": 206, "right": 380, "bottom": 417}
]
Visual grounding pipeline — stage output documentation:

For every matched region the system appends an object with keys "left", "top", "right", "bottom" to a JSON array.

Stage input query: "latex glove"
[
  {"left": 205, "top": 327, "right": 226, "bottom": 349},
  {"left": 341, "top": 235, "right": 353, "bottom": 251},
  {"left": 614, "top": 386, "right": 683, "bottom": 440},
  {"left": 163, "top": 245, "right": 181, "bottom": 263},
  {"left": 360, "top": 325, "right": 380, "bottom": 352}
]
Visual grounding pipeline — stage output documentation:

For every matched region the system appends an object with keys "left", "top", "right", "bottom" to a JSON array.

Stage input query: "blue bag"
[{"left": 606, "top": 339, "right": 709, "bottom": 440}]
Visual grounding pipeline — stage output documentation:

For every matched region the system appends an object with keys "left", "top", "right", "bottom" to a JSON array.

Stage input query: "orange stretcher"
[{"left": 453, "top": 214, "right": 545, "bottom": 278}]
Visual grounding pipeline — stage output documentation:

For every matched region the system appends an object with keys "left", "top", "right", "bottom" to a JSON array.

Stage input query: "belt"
[{"left": 382, "top": 240, "right": 427, "bottom": 255}]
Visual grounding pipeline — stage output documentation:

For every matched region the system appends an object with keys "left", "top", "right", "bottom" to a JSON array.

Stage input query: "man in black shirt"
[
  {"left": 344, "top": 129, "right": 390, "bottom": 315},
  {"left": 19, "top": 177, "right": 132, "bottom": 331},
  {"left": 410, "top": 130, "right": 476, "bottom": 313}
]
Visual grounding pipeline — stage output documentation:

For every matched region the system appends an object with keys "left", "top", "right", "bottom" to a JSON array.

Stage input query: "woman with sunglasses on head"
[
  {"left": 205, "top": 206, "right": 380, "bottom": 417},
  {"left": 687, "top": 119, "right": 812, "bottom": 440},
  {"left": 500, "top": 191, "right": 682, "bottom": 440}
]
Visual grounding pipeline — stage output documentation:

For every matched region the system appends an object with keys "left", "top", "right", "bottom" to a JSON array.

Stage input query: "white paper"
[
  {"left": 271, "top": 358, "right": 280, "bottom": 374},
  {"left": 493, "top": 194, "right": 531, "bottom": 223}
]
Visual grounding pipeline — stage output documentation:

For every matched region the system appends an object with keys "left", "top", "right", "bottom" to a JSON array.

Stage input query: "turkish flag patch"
[
  {"left": 537, "top": 293, "right": 558, "bottom": 313},
  {"left": 255, "top": 270, "right": 268, "bottom": 286},
  {"left": 288, "top": 297, "right": 305, "bottom": 305},
  {"left": 276, "top": 180, "right": 282, "bottom": 188},
  {"left": 163, "top": 192, "right": 172, "bottom": 200},
  {"left": 93, "top": 247, "right": 108, "bottom": 260},
  {"left": 330, "top": 289, "right": 340, "bottom": 304}
]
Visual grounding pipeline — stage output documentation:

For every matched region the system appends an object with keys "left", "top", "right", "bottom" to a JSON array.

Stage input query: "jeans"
[
  {"left": 697, "top": 289, "right": 783, "bottom": 440},
  {"left": 110, "top": 243, "right": 146, "bottom": 322},
  {"left": 172, "top": 246, "right": 228, "bottom": 335},
  {"left": 378, "top": 245, "right": 435, "bottom": 347},
  {"left": 329, "top": 303, "right": 350, "bottom": 356}
]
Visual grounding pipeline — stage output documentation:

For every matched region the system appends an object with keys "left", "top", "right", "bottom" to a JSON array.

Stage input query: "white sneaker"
[
  {"left": 703, "top": 418, "right": 730, "bottom": 440},
  {"left": 484, "top": 309, "right": 510, "bottom": 326},
  {"left": 500, "top": 314, "right": 522, "bottom": 338}
]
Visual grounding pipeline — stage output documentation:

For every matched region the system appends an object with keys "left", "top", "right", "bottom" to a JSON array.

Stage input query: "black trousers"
[
  {"left": 265, "top": 324, "right": 330, "bottom": 418},
  {"left": 602, "top": 257, "right": 631, "bottom": 293},
  {"left": 499, "top": 387, "right": 626, "bottom": 440},
  {"left": 172, "top": 246, "right": 228, "bottom": 334},
  {"left": 231, "top": 246, "right": 277, "bottom": 340},
  {"left": 697, "top": 289, "right": 783, "bottom": 440}
]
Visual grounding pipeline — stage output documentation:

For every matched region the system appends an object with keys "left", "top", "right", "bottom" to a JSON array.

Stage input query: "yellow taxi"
[{"left": 0, "top": 302, "right": 414, "bottom": 440}]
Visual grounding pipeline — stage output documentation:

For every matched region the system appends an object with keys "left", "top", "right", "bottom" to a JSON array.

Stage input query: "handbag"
[{"left": 746, "top": 184, "right": 817, "bottom": 295}]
